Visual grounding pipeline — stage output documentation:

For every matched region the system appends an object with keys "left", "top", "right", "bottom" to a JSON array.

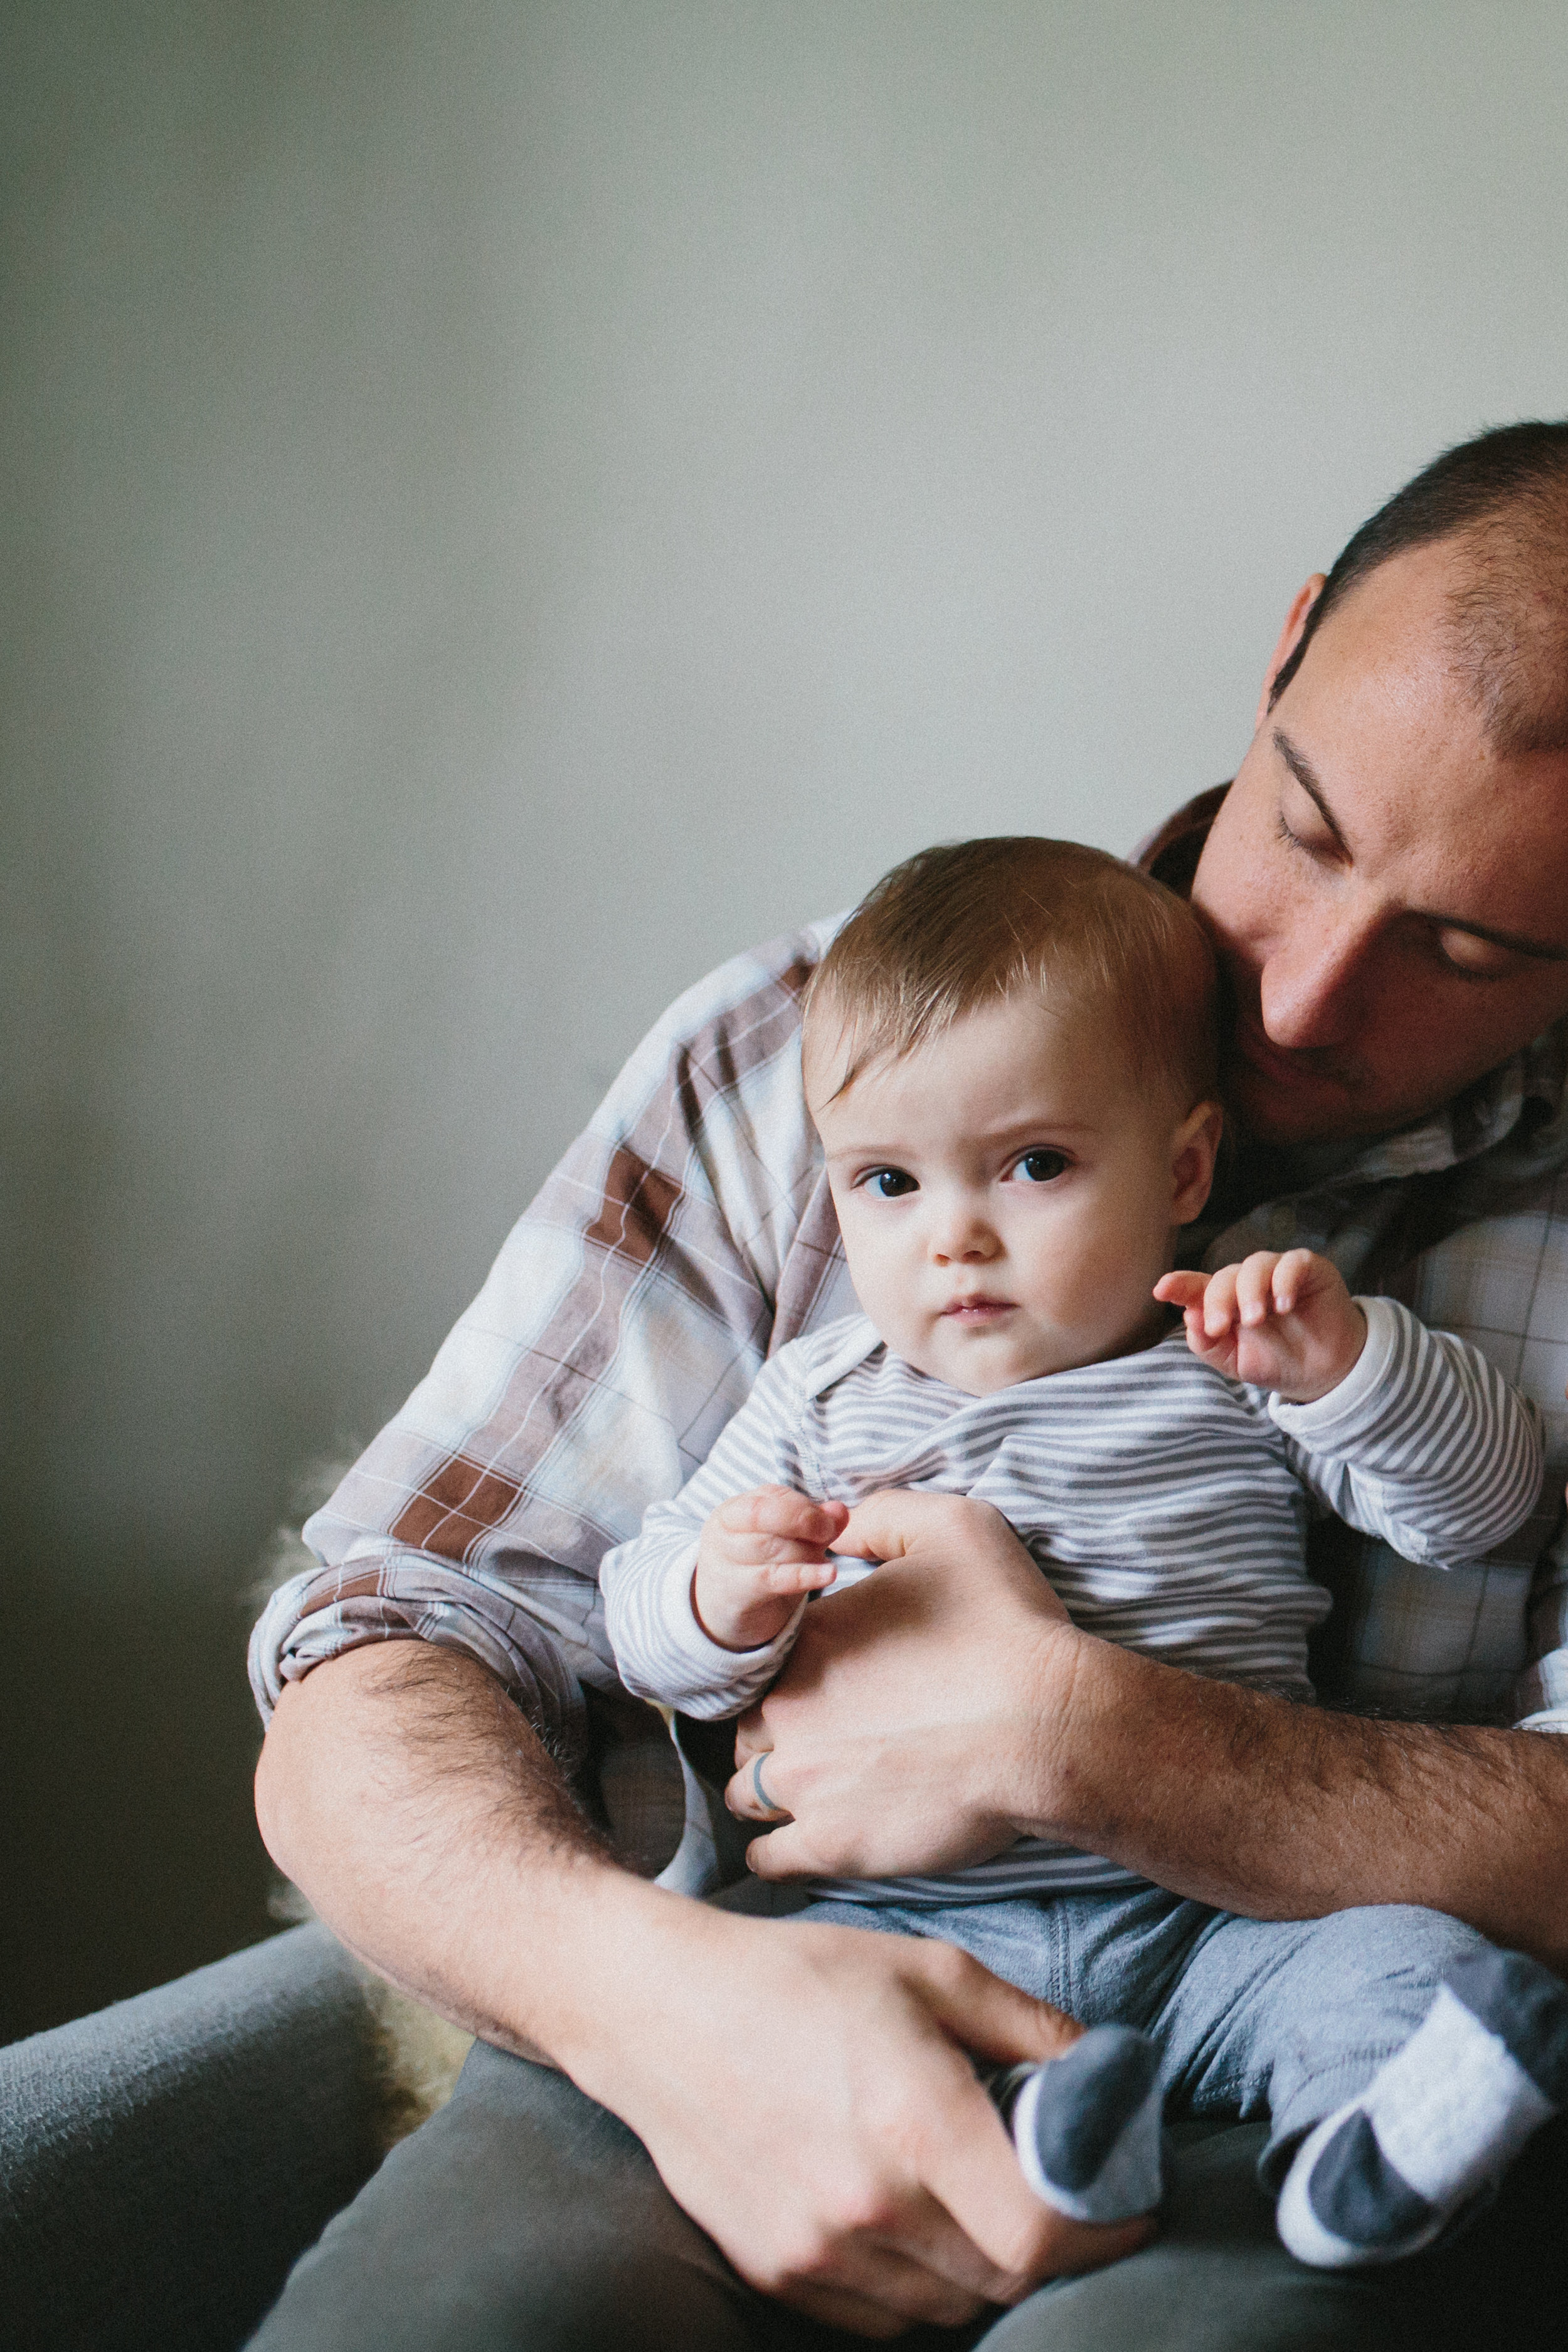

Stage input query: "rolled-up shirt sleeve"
[
  {"left": 248, "top": 916, "right": 849, "bottom": 1754},
  {"left": 1515, "top": 1515, "right": 1568, "bottom": 1732}
]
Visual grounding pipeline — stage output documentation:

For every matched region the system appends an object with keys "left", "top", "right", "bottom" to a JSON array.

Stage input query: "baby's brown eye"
[{"left": 1015, "top": 1150, "right": 1068, "bottom": 1184}]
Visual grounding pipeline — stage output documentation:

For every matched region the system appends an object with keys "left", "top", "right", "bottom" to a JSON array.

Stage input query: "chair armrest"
[{"left": 0, "top": 1924, "right": 384, "bottom": 2352}]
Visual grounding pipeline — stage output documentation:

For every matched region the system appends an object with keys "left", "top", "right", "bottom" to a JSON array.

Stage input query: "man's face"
[
  {"left": 807, "top": 996, "right": 1219, "bottom": 1394},
  {"left": 1192, "top": 541, "right": 1568, "bottom": 1147}
]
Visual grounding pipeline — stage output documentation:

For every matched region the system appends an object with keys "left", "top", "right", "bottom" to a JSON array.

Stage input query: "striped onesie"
[{"left": 601, "top": 1295, "right": 1542, "bottom": 1906}]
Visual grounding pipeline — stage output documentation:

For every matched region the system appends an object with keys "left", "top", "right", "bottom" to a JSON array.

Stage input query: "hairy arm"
[
  {"left": 729, "top": 1493, "right": 1568, "bottom": 1972},
  {"left": 1024, "top": 1636, "right": 1568, "bottom": 1963},
  {"left": 255, "top": 1640, "right": 1148, "bottom": 2336}
]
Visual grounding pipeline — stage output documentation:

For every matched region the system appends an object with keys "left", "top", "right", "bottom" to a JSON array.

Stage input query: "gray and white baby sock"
[
  {"left": 988, "top": 2025, "right": 1165, "bottom": 2222},
  {"left": 1276, "top": 1947, "right": 1568, "bottom": 2268}
]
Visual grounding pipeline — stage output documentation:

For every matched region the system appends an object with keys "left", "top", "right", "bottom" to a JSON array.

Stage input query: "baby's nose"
[{"left": 931, "top": 1213, "right": 1000, "bottom": 1263}]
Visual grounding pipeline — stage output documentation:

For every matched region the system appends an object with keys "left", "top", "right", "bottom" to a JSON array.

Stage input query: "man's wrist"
[
  {"left": 539, "top": 1869, "right": 754, "bottom": 2099},
  {"left": 996, "top": 1614, "right": 1116, "bottom": 1845}
]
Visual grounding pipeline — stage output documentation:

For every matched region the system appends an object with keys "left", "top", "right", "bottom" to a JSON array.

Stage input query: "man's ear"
[
  {"left": 1254, "top": 573, "right": 1327, "bottom": 733},
  {"left": 1171, "top": 1100, "right": 1225, "bottom": 1226}
]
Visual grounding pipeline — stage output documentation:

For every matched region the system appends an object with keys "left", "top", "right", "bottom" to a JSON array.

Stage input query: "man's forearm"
[
  {"left": 255, "top": 1638, "right": 1140, "bottom": 2330},
  {"left": 1030, "top": 1633, "right": 1568, "bottom": 1966},
  {"left": 253, "top": 1641, "right": 668, "bottom": 2065}
]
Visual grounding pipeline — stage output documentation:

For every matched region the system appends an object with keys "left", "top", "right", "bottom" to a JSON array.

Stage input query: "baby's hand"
[
  {"left": 1153, "top": 1249, "right": 1367, "bottom": 1402},
  {"left": 692, "top": 1487, "right": 850, "bottom": 1652}
]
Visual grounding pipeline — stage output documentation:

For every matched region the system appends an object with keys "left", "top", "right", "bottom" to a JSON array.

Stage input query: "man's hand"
[
  {"left": 693, "top": 1486, "right": 849, "bottom": 1650},
  {"left": 726, "top": 1490, "right": 1079, "bottom": 1880},
  {"left": 593, "top": 1900, "right": 1153, "bottom": 2334},
  {"left": 257, "top": 1643, "right": 1149, "bottom": 2339},
  {"left": 1155, "top": 1248, "right": 1367, "bottom": 1401}
]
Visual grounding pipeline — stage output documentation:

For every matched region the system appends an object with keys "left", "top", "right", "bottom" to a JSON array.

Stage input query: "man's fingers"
[
  {"left": 774, "top": 2272, "right": 941, "bottom": 2338},
  {"left": 769, "top": 2109, "right": 1150, "bottom": 2331},
  {"left": 838, "top": 1487, "right": 1004, "bottom": 1564},
  {"left": 909, "top": 1937, "right": 1083, "bottom": 2067},
  {"left": 890, "top": 1951, "right": 1158, "bottom": 2297},
  {"left": 731, "top": 1766, "right": 793, "bottom": 1825},
  {"left": 914, "top": 2070, "right": 1155, "bottom": 2301},
  {"left": 725, "top": 1729, "right": 793, "bottom": 1822},
  {"left": 764, "top": 2215, "right": 992, "bottom": 2334},
  {"left": 739, "top": 1814, "right": 810, "bottom": 1857},
  {"left": 836, "top": 1490, "right": 919, "bottom": 1562}
]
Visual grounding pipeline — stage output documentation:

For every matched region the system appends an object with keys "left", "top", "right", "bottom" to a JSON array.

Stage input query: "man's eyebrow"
[{"left": 1273, "top": 727, "right": 1568, "bottom": 964}]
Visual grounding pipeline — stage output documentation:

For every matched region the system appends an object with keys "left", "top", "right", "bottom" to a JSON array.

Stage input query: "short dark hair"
[
  {"left": 803, "top": 836, "right": 1219, "bottom": 1110},
  {"left": 1269, "top": 420, "right": 1568, "bottom": 753}
]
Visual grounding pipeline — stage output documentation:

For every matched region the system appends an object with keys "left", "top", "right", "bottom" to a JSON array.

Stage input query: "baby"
[{"left": 601, "top": 835, "right": 1565, "bottom": 2270}]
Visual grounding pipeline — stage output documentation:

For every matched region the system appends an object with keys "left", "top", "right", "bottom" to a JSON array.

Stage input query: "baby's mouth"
[{"left": 941, "top": 1296, "right": 1015, "bottom": 1319}]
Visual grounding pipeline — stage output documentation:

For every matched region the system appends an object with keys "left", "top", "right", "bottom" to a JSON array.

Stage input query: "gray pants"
[{"left": 250, "top": 1889, "right": 1568, "bottom": 2349}]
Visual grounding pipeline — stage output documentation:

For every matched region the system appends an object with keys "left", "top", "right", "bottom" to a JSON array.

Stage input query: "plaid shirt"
[{"left": 249, "top": 793, "right": 1568, "bottom": 1874}]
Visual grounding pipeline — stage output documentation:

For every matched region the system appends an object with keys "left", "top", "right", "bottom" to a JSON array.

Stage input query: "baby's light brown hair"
[{"left": 803, "top": 836, "right": 1219, "bottom": 1108}]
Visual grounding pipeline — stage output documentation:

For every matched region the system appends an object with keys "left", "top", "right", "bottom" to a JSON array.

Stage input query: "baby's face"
[{"left": 808, "top": 994, "right": 1219, "bottom": 1395}]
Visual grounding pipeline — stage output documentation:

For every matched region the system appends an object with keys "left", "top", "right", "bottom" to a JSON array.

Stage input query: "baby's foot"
[
  {"left": 1277, "top": 1947, "right": 1568, "bottom": 2268},
  {"left": 987, "top": 2025, "right": 1163, "bottom": 2222}
]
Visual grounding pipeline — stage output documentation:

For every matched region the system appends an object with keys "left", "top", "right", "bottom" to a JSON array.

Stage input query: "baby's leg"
[
  {"left": 1276, "top": 1942, "right": 1568, "bottom": 2267},
  {"left": 1154, "top": 1904, "right": 1568, "bottom": 2269}
]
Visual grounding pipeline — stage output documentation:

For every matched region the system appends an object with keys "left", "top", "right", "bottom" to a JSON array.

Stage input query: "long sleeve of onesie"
[
  {"left": 1271, "top": 1296, "right": 1543, "bottom": 1564},
  {"left": 600, "top": 1346, "right": 820, "bottom": 1717}
]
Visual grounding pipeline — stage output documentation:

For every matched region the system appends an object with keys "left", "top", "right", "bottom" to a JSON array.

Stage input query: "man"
[{"left": 249, "top": 421, "right": 1568, "bottom": 2349}]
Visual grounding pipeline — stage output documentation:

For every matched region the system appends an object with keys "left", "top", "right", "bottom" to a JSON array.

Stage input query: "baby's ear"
[{"left": 1171, "top": 1100, "right": 1225, "bottom": 1225}]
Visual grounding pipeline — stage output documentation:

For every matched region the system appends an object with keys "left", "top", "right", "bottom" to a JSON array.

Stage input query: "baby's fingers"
[
  {"left": 716, "top": 1487, "right": 849, "bottom": 1547},
  {"left": 755, "top": 1556, "right": 838, "bottom": 1598},
  {"left": 1199, "top": 1262, "right": 1242, "bottom": 1338},
  {"left": 718, "top": 1532, "right": 844, "bottom": 1574},
  {"left": 1266, "top": 1247, "right": 1325, "bottom": 1318},
  {"left": 1234, "top": 1251, "right": 1288, "bottom": 1327},
  {"left": 1153, "top": 1271, "right": 1207, "bottom": 1310}
]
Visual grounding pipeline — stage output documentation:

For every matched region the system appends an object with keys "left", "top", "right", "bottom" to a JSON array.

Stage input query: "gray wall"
[{"left": 6, "top": 0, "right": 1568, "bottom": 2038}]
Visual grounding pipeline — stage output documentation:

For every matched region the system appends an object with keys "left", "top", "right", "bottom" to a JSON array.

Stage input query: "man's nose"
[{"left": 1258, "top": 906, "right": 1377, "bottom": 1051}]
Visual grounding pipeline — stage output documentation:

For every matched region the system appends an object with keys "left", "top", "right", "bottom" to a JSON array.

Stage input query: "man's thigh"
[
  {"left": 246, "top": 2038, "right": 979, "bottom": 2352},
  {"left": 245, "top": 2032, "right": 1568, "bottom": 2352},
  {"left": 987, "top": 2116, "right": 1568, "bottom": 2352},
  {"left": 245, "top": 2038, "right": 775, "bottom": 2352}
]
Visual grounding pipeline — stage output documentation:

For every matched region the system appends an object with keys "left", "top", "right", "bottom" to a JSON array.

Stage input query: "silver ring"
[{"left": 751, "top": 1752, "right": 785, "bottom": 1816}]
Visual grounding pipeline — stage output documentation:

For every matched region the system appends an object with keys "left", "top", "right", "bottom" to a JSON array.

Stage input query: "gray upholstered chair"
[{"left": 0, "top": 1923, "right": 466, "bottom": 2352}]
